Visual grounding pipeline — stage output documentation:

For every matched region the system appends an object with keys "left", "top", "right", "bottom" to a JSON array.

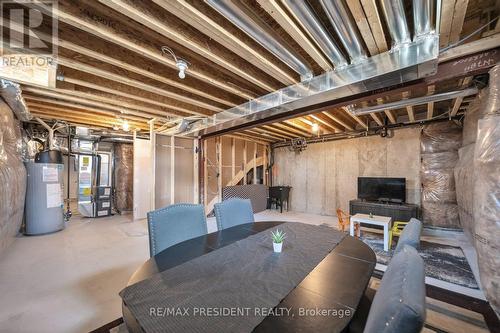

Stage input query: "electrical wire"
[{"left": 440, "top": 15, "right": 499, "bottom": 53}]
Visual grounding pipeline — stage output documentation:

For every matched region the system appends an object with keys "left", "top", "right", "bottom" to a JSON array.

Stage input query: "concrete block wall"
[{"left": 272, "top": 127, "right": 421, "bottom": 216}]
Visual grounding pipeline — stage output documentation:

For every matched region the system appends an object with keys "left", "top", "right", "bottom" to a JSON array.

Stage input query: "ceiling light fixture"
[
  {"left": 312, "top": 123, "right": 319, "bottom": 132},
  {"left": 122, "top": 120, "right": 130, "bottom": 132},
  {"left": 161, "top": 46, "right": 189, "bottom": 79}
]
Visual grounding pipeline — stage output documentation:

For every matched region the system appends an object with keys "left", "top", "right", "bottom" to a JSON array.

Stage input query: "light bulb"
[
  {"left": 176, "top": 59, "right": 188, "bottom": 80},
  {"left": 122, "top": 120, "right": 130, "bottom": 132},
  {"left": 312, "top": 123, "right": 319, "bottom": 132}
]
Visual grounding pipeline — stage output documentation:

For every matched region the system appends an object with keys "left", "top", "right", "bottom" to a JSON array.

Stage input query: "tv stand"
[{"left": 349, "top": 199, "right": 419, "bottom": 222}]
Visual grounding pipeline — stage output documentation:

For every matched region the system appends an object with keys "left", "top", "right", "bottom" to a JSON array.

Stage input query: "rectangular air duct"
[{"left": 184, "top": 34, "right": 439, "bottom": 138}]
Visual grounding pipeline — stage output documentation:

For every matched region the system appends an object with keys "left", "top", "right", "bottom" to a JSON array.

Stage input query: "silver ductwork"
[
  {"left": 349, "top": 88, "right": 478, "bottom": 116},
  {"left": 319, "top": 0, "right": 367, "bottom": 64},
  {"left": 205, "top": 0, "right": 312, "bottom": 80},
  {"left": 35, "top": 117, "right": 55, "bottom": 150},
  {"left": 413, "top": 0, "right": 434, "bottom": 39},
  {"left": 283, "top": 0, "right": 348, "bottom": 68},
  {"left": 380, "top": 0, "right": 411, "bottom": 48},
  {"left": 0, "top": 79, "right": 32, "bottom": 121},
  {"left": 184, "top": 34, "right": 439, "bottom": 137}
]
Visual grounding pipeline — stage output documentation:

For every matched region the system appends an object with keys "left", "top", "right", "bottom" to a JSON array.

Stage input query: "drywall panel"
[
  {"left": 273, "top": 127, "right": 421, "bottom": 215},
  {"left": 133, "top": 137, "right": 153, "bottom": 220}
]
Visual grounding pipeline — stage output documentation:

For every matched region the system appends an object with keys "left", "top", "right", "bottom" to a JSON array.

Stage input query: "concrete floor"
[{"left": 0, "top": 210, "right": 483, "bottom": 333}]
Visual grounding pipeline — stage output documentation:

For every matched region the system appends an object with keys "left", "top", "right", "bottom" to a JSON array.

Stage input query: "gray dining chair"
[
  {"left": 394, "top": 218, "right": 423, "bottom": 254},
  {"left": 214, "top": 198, "right": 254, "bottom": 230},
  {"left": 147, "top": 203, "right": 207, "bottom": 257},
  {"left": 350, "top": 245, "right": 426, "bottom": 333}
]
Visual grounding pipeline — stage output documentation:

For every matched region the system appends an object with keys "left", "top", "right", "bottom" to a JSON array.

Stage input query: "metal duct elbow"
[
  {"left": 0, "top": 79, "right": 32, "bottom": 121},
  {"left": 380, "top": 0, "right": 411, "bottom": 48},
  {"left": 413, "top": 0, "right": 434, "bottom": 39},
  {"left": 205, "top": 0, "right": 312, "bottom": 80},
  {"left": 35, "top": 117, "right": 55, "bottom": 150},
  {"left": 319, "top": 0, "right": 367, "bottom": 64},
  {"left": 283, "top": 0, "right": 348, "bottom": 68}
]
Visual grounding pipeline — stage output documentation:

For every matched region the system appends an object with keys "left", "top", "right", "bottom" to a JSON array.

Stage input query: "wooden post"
[
  {"left": 243, "top": 141, "right": 247, "bottom": 185},
  {"left": 170, "top": 136, "right": 175, "bottom": 205},
  {"left": 231, "top": 138, "right": 236, "bottom": 179},
  {"left": 263, "top": 145, "right": 268, "bottom": 185},
  {"left": 203, "top": 140, "right": 208, "bottom": 207},
  {"left": 217, "top": 137, "right": 223, "bottom": 202},
  {"left": 253, "top": 142, "right": 257, "bottom": 184},
  {"left": 193, "top": 138, "right": 199, "bottom": 204},
  {"left": 149, "top": 119, "right": 156, "bottom": 210}
]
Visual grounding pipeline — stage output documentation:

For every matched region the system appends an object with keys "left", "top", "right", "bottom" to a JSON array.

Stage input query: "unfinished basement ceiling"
[{"left": 1, "top": 0, "right": 499, "bottom": 142}]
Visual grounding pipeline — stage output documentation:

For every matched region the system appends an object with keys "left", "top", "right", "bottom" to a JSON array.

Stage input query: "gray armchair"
[
  {"left": 147, "top": 203, "right": 207, "bottom": 257},
  {"left": 214, "top": 198, "right": 254, "bottom": 230},
  {"left": 363, "top": 245, "right": 426, "bottom": 333}
]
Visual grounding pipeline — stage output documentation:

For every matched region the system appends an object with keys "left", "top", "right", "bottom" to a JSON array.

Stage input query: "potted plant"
[{"left": 271, "top": 229, "right": 286, "bottom": 253}]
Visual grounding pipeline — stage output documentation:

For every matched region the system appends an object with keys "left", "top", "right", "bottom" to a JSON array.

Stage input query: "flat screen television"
[{"left": 358, "top": 177, "right": 406, "bottom": 203}]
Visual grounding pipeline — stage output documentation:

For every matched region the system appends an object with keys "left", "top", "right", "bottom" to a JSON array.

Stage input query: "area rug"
[{"left": 359, "top": 231, "right": 479, "bottom": 289}]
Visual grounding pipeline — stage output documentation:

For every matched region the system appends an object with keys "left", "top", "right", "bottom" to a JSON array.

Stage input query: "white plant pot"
[{"left": 273, "top": 242, "right": 283, "bottom": 253}]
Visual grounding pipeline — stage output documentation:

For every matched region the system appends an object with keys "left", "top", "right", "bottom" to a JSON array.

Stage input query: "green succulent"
[{"left": 271, "top": 229, "right": 286, "bottom": 243}]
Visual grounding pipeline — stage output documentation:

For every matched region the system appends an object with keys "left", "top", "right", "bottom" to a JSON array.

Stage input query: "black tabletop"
[{"left": 123, "top": 221, "right": 376, "bottom": 333}]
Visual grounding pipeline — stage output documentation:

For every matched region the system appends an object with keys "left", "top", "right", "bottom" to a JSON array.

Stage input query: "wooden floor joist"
[
  {"left": 346, "top": 0, "right": 380, "bottom": 56},
  {"left": 58, "top": 57, "right": 220, "bottom": 115},
  {"left": 23, "top": 86, "right": 179, "bottom": 119},
  {"left": 100, "top": 0, "right": 282, "bottom": 92},
  {"left": 427, "top": 85, "right": 436, "bottom": 119},
  {"left": 451, "top": 76, "right": 473, "bottom": 116},
  {"left": 322, "top": 111, "right": 354, "bottom": 131},
  {"left": 342, "top": 107, "right": 369, "bottom": 130},
  {"left": 155, "top": 0, "right": 299, "bottom": 85},
  {"left": 57, "top": 37, "right": 238, "bottom": 107},
  {"left": 51, "top": 0, "right": 257, "bottom": 99},
  {"left": 309, "top": 114, "right": 341, "bottom": 133},
  {"left": 256, "top": 0, "right": 332, "bottom": 71}
]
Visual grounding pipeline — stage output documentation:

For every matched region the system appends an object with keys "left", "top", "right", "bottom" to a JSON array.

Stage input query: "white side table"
[{"left": 350, "top": 213, "right": 393, "bottom": 251}]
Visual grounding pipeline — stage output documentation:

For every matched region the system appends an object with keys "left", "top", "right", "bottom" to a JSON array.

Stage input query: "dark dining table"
[{"left": 123, "top": 221, "right": 376, "bottom": 333}]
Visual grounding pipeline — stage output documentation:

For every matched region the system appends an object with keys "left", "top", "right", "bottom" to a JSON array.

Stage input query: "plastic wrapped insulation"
[
  {"left": 114, "top": 143, "right": 133, "bottom": 212},
  {"left": 421, "top": 151, "right": 458, "bottom": 170},
  {"left": 421, "top": 202, "right": 460, "bottom": 228},
  {"left": 472, "top": 65, "right": 500, "bottom": 315},
  {"left": 420, "top": 121, "right": 462, "bottom": 153},
  {"left": 0, "top": 79, "right": 32, "bottom": 121},
  {"left": 420, "top": 121, "right": 461, "bottom": 228},
  {"left": 454, "top": 144, "right": 475, "bottom": 239},
  {"left": 0, "top": 99, "right": 27, "bottom": 254},
  {"left": 421, "top": 168, "right": 457, "bottom": 203},
  {"left": 463, "top": 89, "right": 488, "bottom": 146}
]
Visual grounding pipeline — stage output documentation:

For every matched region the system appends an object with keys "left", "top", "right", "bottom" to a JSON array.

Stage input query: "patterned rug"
[{"left": 359, "top": 231, "right": 479, "bottom": 289}]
